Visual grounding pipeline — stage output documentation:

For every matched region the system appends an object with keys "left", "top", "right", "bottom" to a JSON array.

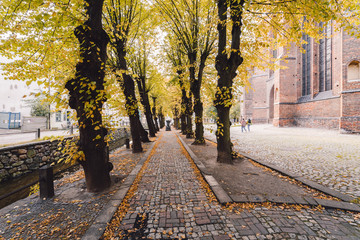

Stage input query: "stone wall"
[{"left": 0, "top": 128, "right": 129, "bottom": 183}]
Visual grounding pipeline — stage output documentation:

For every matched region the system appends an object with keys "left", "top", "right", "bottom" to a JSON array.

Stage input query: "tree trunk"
[
  {"left": 193, "top": 96, "right": 204, "bottom": 144},
  {"left": 121, "top": 73, "right": 143, "bottom": 153},
  {"left": 136, "top": 77, "right": 156, "bottom": 137},
  {"left": 214, "top": 0, "right": 245, "bottom": 163},
  {"left": 65, "top": 0, "right": 111, "bottom": 192},
  {"left": 144, "top": 92, "right": 157, "bottom": 136},
  {"left": 173, "top": 107, "right": 180, "bottom": 129},
  {"left": 137, "top": 116, "right": 150, "bottom": 142},
  {"left": 144, "top": 105, "right": 156, "bottom": 136},
  {"left": 192, "top": 54, "right": 207, "bottom": 145},
  {"left": 159, "top": 107, "right": 165, "bottom": 129},
  {"left": 215, "top": 96, "right": 233, "bottom": 163},
  {"left": 179, "top": 73, "right": 187, "bottom": 134},
  {"left": 128, "top": 112, "right": 143, "bottom": 152},
  {"left": 116, "top": 42, "right": 143, "bottom": 152},
  {"left": 180, "top": 114, "right": 186, "bottom": 133},
  {"left": 152, "top": 97, "right": 160, "bottom": 131},
  {"left": 185, "top": 92, "right": 194, "bottom": 138}
]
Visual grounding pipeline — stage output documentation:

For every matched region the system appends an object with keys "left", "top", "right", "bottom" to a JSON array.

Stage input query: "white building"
[{"left": 0, "top": 57, "right": 72, "bottom": 130}]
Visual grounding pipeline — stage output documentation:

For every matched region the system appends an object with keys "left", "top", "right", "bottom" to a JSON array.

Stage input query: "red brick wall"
[
  {"left": 293, "top": 98, "right": 341, "bottom": 129},
  {"left": 340, "top": 31, "right": 360, "bottom": 132},
  {"left": 341, "top": 92, "right": 360, "bottom": 132},
  {"left": 243, "top": 27, "right": 360, "bottom": 133},
  {"left": 249, "top": 68, "right": 270, "bottom": 123}
]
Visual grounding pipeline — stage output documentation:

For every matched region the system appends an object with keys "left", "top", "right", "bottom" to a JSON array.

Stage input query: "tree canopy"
[{"left": 1, "top": 0, "right": 360, "bottom": 188}]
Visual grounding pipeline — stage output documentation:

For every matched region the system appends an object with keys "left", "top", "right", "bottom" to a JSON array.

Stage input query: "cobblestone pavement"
[
  {"left": 204, "top": 124, "right": 360, "bottom": 199},
  {"left": 103, "top": 130, "right": 360, "bottom": 239}
]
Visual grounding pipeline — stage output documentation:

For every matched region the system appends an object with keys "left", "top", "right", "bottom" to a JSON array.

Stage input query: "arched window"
[
  {"left": 319, "top": 22, "right": 332, "bottom": 92},
  {"left": 302, "top": 33, "right": 311, "bottom": 96},
  {"left": 348, "top": 60, "right": 360, "bottom": 81}
]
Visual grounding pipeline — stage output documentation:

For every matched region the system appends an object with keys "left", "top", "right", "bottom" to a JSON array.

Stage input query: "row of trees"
[{"left": 1, "top": 0, "right": 359, "bottom": 191}]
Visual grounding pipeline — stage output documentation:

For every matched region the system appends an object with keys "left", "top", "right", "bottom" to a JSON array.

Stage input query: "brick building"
[{"left": 241, "top": 25, "right": 360, "bottom": 133}]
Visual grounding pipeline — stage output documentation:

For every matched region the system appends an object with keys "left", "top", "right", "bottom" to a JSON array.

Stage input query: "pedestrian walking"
[
  {"left": 241, "top": 118, "right": 247, "bottom": 132},
  {"left": 247, "top": 118, "right": 251, "bottom": 132}
]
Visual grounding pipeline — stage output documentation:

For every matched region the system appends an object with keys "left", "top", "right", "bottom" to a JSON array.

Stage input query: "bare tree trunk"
[{"left": 65, "top": 0, "right": 111, "bottom": 192}]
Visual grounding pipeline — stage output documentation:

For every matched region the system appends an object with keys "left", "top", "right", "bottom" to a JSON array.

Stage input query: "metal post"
[
  {"left": 39, "top": 165, "right": 54, "bottom": 199},
  {"left": 125, "top": 138, "right": 130, "bottom": 149},
  {"left": 70, "top": 125, "right": 74, "bottom": 135},
  {"left": 35, "top": 128, "right": 40, "bottom": 139}
]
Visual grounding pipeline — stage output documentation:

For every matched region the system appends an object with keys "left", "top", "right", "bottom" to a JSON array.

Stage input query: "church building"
[{"left": 241, "top": 23, "right": 360, "bottom": 133}]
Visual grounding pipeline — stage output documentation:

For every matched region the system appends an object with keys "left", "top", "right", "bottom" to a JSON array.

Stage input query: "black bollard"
[
  {"left": 125, "top": 138, "right": 130, "bottom": 149},
  {"left": 39, "top": 165, "right": 54, "bottom": 199},
  {"left": 35, "top": 128, "right": 41, "bottom": 139}
]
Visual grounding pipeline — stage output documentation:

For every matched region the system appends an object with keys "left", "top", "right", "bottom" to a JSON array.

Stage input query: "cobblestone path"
[
  {"left": 204, "top": 124, "right": 360, "bottom": 199},
  {"left": 104, "top": 130, "right": 360, "bottom": 239}
]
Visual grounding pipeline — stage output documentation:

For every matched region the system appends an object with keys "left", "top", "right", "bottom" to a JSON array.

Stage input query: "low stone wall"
[{"left": 0, "top": 128, "right": 129, "bottom": 183}]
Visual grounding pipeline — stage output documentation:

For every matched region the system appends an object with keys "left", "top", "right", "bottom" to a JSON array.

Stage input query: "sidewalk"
[
  {"left": 101, "top": 130, "right": 360, "bottom": 239},
  {"left": 1, "top": 129, "right": 359, "bottom": 239},
  {"left": 0, "top": 129, "right": 78, "bottom": 146}
]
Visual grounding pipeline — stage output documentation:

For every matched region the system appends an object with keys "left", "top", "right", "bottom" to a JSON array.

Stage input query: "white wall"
[{"left": 0, "top": 57, "right": 40, "bottom": 119}]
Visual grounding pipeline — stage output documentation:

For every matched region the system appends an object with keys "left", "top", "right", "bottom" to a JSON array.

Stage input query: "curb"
[
  {"left": 176, "top": 133, "right": 232, "bottom": 205},
  {"left": 81, "top": 140, "right": 157, "bottom": 240},
  {"left": 194, "top": 136, "right": 360, "bottom": 212}
]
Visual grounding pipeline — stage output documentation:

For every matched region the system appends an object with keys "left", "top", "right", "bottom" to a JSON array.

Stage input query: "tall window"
[
  {"left": 302, "top": 33, "right": 311, "bottom": 96},
  {"left": 56, "top": 111, "right": 61, "bottom": 122},
  {"left": 319, "top": 22, "right": 332, "bottom": 92}
]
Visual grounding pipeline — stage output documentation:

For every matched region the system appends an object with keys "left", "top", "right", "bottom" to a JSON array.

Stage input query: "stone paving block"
[
  {"left": 210, "top": 185, "right": 232, "bottom": 204},
  {"left": 93, "top": 200, "right": 119, "bottom": 224},
  {"left": 81, "top": 223, "right": 107, "bottom": 240},
  {"left": 213, "top": 235, "right": 231, "bottom": 240},
  {"left": 247, "top": 195, "right": 265, "bottom": 203},
  {"left": 205, "top": 175, "right": 220, "bottom": 187},
  {"left": 291, "top": 196, "right": 309, "bottom": 205},
  {"left": 255, "top": 223, "right": 269, "bottom": 235},
  {"left": 303, "top": 197, "right": 318, "bottom": 206},
  {"left": 316, "top": 199, "right": 360, "bottom": 212},
  {"left": 296, "top": 177, "right": 353, "bottom": 202},
  {"left": 266, "top": 196, "right": 296, "bottom": 204},
  {"left": 230, "top": 194, "right": 248, "bottom": 203},
  {"left": 112, "top": 187, "right": 129, "bottom": 200}
]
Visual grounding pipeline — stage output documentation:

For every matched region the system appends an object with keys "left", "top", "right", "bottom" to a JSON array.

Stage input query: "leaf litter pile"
[{"left": 0, "top": 141, "right": 153, "bottom": 240}]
